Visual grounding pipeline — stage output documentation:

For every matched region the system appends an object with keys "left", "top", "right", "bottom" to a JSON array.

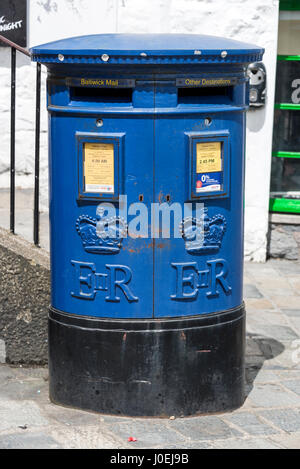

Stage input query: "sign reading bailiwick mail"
[{"left": 0, "top": 0, "right": 27, "bottom": 47}]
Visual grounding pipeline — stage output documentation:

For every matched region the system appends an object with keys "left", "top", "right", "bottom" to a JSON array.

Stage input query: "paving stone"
[
  {"left": 272, "top": 296, "right": 300, "bottom": 310},
  {"left": 243, "top": 275, "right": 253, "bottom": 284},
  {"left": 258, "top": 361, "right": 287, "bottom": 371},
  {"left": 270, "top": 260, "right": 300, "bottom": 275},
  {"left": 157, "top": 442, "right": 213, "bottom": 449},
  {"left": 168, "top": 416, "right": 242, "bottom": 441},
  {"left": 255, "top": 275, "right": 293, "bottom": 295},
  {"left": 276, "top": 370, "right": 300, "bottom": 380},
  {"left": 0, "top": 432, "right": 61, "bottom": 449},
  {"left": 251, "top": 325, "right": 299, "bottom": 342},
  {"left": 12, "top": 366, "right": 49, "bottom": 381},
  {"left": 244, "top": 263, "right": 281, "bottom": 278},
  {"left": 0, "top": 400, "right": 48, "bottom": 431},
  {"left": 287, "top": 318, "right": 300, "bottom": 335},
  {"left": 274, "top": 347, "right": 300, "bottom": 370},
  {"left": 262, "top": 312, "right": 291, "bottom": 326},
  {"left": 282, "top": 309, "right": 300, "bottom": 317},
  {"left": 281, "top": 380, "right": 300, "bottom": 396},
  {"left": 214, "top": 437, "right": 282, "bottom": 449},
  {"left": 223, "top": 412, "right": 276, "bottom": 436},
  {"left": 244, "top": 284, "right": 263, "bottom": 299},
  {"left": 248, "top": 383, "right": 300, "bottom": 408},
  {"left": 246, "top": 336, "right": 264, "bottom": 356},
  {"left": 255, "top": 277, "right": 291, "bottom": 290},
  {"left": 101, "top": 415, "right": 138, "bottom": 424},
  {"left": 248, "top": 357, "right": 289, "bottom": 372},
  {"left": 288, "top": 278, "right": 300, "bottom": 295},
  {"left": 247, "top": 316, "right": 272, "bottom": 330},
  {"left": 245, "top": 298, "right": 274, "bottom": 310},
  {"left": 0, "top": 378, "right": 47, "bottom": 401},
  {"left": 252, "top": 369, "right": 279, "bottom": 384},
  {"left": 49, "top": 424, "right": 126, "bottom": 449},
  {"left": 43, "top": 402, "right": 103, "bottom": 426},
  {"left": 270, "top": 432, "right": 300, "bottom": 449},
  {"left": 105, "top": 420, "right": 185, "bottom": 448},
  {"left": 261, "top": 409, "right": 300, "bottom": 433},
  {"left": 246, "top": 360, "right": 279, "bottom": 383},
  {"left": 0, "top": 364, "right": 17, "bottom": 380},
  {"left": 259, "top": 287, "right": 295, "bottom": 297},
  {"left": 241, "top": 394, "right": 256, "bottom": 410}
]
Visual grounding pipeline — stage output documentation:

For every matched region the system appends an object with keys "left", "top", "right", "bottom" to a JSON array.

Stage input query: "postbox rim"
[{"left": 30, "top": 33, "right": 264, "bottom": 64}]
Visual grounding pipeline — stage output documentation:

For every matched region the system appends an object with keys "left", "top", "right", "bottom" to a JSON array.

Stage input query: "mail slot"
[{"left": 31, "top": 34, "right": 264, "bottom": 416}]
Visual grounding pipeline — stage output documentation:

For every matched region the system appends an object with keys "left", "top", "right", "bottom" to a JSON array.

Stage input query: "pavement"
[
  {"left": 0, "top": 259, "right": 299, "bottom": 449},
  {"left": 0, "top": 188, "right": 300, "bottom": 449}
]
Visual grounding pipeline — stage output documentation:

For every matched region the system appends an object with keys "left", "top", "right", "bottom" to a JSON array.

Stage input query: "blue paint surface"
[
  {"left": 31, "top": 34, "right": 263, "bottom": 319},
  {"left": 30, "top": 33, "right": 263, "bottom": 64}
]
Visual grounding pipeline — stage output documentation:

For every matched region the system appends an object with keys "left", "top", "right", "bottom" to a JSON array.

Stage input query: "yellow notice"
[
  {"left": 84, "top": 142, "right": 114, "bottom": 193},
  {"left": 196, "top": 142, "right": 222, "bottom": 173}
]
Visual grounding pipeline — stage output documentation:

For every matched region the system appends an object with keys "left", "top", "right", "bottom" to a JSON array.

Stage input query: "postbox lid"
[{"left": 30, "top": 33, "right": 263, "bottom": 65}]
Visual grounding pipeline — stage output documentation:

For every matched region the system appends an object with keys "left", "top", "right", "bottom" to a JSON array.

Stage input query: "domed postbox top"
[{"left": 30, "top": 33, "right": 264, "bottom": 65}]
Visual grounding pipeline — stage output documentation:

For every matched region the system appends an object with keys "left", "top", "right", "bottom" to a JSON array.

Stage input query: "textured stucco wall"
[
  {"left": 268, "top": 223, "right": 300, "bottom": 261},
  {"left": 0, "top": 0, "right": 279, "bottom": 260},
  {"left": 0, "top": 227, "right": 50, "bottom": 364}
]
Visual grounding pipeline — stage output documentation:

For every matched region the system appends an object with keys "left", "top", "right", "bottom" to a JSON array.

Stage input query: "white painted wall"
[{"left": 0, "top": 0, "right": 279, "bottom": 261}]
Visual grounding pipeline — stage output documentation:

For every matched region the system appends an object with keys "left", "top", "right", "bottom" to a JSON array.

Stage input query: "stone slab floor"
[{"left": 0, "top": 259, "right": 299, "bottom": 449}]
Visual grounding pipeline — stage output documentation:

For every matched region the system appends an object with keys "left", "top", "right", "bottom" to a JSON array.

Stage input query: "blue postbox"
[{"left": 31, "top": 34, "right": 263, "bottom": 416}]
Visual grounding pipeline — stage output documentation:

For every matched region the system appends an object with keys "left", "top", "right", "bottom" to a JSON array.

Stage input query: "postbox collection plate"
[
  {"left": 187, "top": 131, "right": 230, "bottom": 199},
  {"left": 77, "top": 132, "right": 124, "bottom": 201}
]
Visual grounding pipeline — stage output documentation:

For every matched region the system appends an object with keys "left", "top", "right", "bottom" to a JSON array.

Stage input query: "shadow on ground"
[{"left": 245, "top": 333, "right": 285, "bottom": 397}]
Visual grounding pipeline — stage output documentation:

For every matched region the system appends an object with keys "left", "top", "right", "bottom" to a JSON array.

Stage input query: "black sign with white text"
[
  {"left": 0, "top": 0, "right": 27, "bottom": 47},
  {"left": 275, "top": 60, "right": 300, "bottom": 104}
]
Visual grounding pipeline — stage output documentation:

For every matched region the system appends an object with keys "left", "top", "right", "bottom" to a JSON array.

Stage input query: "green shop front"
[{"left": 270, "top": 0, "right": 300, "bottom": 214}]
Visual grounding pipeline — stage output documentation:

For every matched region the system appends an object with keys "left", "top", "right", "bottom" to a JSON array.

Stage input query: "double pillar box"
[{"left": 31, "top": 34, "right": 264, "bottom": 416}]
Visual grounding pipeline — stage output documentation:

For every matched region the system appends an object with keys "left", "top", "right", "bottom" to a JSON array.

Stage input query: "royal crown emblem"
[
  {"left": 179, "top": 209, "right": 226, "bottom": 254},
  {"left": 76, "top": 209, "right": 127, "bottom": 254}
]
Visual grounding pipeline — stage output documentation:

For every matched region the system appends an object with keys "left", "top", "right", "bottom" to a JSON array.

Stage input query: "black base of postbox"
[{"left": 48, "top": 304, "right": 245, "bottom": 417}]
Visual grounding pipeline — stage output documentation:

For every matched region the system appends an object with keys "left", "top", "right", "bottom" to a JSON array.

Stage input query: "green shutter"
[
  {"left": 280, "top": 0, "right": 300, "bottom": 10},
  {"left": 270, "top": 198, "right": 300, "bottom": 213}
]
